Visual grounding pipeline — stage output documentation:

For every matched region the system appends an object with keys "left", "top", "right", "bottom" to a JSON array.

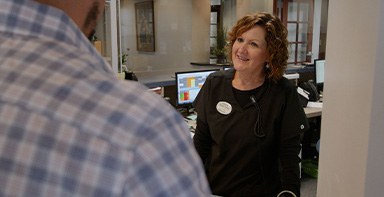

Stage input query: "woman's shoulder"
[
  {"left": 208, "top": 68, "right": 234, "bottom": 79},
  {"left": 272, "top": 77, "right": 297, "bottom": 93},
  {"left": 278, "top": 76, "right": 294, "bottom": 86}
]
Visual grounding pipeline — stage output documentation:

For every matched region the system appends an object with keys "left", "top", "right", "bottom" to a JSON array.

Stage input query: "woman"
[{"left": 193, "top": 12, "right": 308, "bottom": 197}]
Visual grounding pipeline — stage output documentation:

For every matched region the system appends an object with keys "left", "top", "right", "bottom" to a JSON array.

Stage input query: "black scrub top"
[{"left": 193, "top": 69, "right": 309, "bottom": 197}]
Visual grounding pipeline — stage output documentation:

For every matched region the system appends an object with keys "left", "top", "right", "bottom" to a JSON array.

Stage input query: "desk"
[
  {"left": 286, "top": 65, "right": 314, "bottom": 74},
  {"left": 135, "top": 65, "right": 221, "bottom": 88},
  {"left": 136, "top": 64, "right": 312, "bottom": 88},
  {"left": 135, "top": 70, "right": 176, "bottom": 88},
  {"left": 302, "top": 107, "right": 322, "bottom": 164},
  {"left": 304, "top": 107, "right": 322, "bottom": 118}
]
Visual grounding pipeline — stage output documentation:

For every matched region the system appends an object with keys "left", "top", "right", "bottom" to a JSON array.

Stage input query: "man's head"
[{"left": 35, "top": 0, "right": 105, "bottom": 37}]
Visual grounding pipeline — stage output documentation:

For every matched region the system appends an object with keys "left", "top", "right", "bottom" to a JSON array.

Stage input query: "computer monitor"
[
  {"left": 175, "top": 69, "right": 219, "bottom": 107},
  {"left": 314, "top": 59, "right": 325, "bottom": 91}
]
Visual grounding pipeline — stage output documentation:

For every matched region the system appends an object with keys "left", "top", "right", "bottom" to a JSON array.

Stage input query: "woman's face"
[{"left": 232, "top": 26, "right": 269, "bottom": 74}]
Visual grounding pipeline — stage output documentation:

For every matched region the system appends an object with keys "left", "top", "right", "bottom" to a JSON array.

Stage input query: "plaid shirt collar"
[{"left": 0, "top": 0, "right": 104, "bottom": 70}]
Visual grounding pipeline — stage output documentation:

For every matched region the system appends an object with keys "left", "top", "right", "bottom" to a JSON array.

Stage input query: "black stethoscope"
[
  {"left": 249, "top": 79, "right": 270, "bottom": 138},
  {"left": 250, "top": 95, "right": 265, "bottom": 138}
]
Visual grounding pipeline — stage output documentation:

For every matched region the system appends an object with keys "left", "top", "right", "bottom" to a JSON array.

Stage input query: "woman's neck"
[{"left": 232, "top": 71, "right": 265, "bottom": 91}]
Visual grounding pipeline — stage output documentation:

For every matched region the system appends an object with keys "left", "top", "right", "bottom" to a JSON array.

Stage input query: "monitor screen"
[
  {"left": 175, "top": 69, "right": 219, "bottom": 106},
  {"left": 314, "top": 59, "right": 325, "bottom": 92},
  {"left": 314, "top": 59, "right": 325, "bottom": 84}
]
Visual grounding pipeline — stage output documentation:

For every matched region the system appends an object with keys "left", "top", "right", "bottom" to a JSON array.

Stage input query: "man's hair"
[{"left": 227, "top": 12, "right": 289, "bottom": 82}]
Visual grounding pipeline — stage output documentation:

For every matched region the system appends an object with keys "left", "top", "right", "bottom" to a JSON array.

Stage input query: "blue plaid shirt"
[{"left": 0, "top": 0, "right": 210, "bottom": 196}]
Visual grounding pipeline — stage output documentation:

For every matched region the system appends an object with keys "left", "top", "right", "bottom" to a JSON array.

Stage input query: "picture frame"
[{"left": 135, "top": 1, "right": 155, "bottom": 52}]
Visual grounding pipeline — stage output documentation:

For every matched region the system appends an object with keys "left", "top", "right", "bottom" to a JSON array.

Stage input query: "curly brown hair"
[{"left": 227, "top": 12, "right": 288, "bottom": 82}]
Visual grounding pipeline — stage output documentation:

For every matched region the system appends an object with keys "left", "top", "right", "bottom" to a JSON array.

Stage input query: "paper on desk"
[
  {"left": 297, "top": 87, "right": 309, "bottom": 100},
  {"left": 186, "top": 114, "right": 197, "bottom": 121},
  {"left": 307, "top": 101, "right": 323, "bottom": 108}
]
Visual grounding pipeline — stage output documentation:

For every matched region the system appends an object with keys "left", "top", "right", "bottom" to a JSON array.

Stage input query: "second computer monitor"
[
  {"left": 175, "top": 69, "right": 219, "bottom": 107},
  {"left": 314, "top": 59, "right": 325, "bottom": 91}
]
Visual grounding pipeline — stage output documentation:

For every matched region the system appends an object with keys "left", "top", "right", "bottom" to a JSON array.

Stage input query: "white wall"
[
  {"left": 365, "top": 2, "right": 384, "bottom": 194},
  {"left": 222, "top": 0, "right": 237, "bottom": 32},
  {"left": 317, "top": 0, "right": 384, "bottom": 196},
  {"left": 191, "top": 0, "right": 210, "bottom": 63},
  {"left": 236, "top": 0, "right": 273, "bottom": 19},
  {"left": 120, "top": 0, "right": 210, "bottom": 72},
  {"left": 222, "top": 0, "right": 273, "bottom": 30}
]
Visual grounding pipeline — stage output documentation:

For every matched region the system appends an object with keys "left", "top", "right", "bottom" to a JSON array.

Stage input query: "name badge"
[{"left": 216, "top": 101, "right": 232, "bottom": 115}]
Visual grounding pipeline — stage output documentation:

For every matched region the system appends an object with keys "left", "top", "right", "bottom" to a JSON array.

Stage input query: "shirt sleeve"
[
  {"left": 279, "top": 83, "right": 310, "bottom": 196},
  {"left": 280, "top": 84, "right": 309, "bottom": 141},
  {"left": 193, "top": 117, "right": 212, "bottom": 165},
  {"left": 123, "top": 112, "right": 211, "bottom": 196},
  {"left": 192, "top": 76, "right": 213, "bottom": 165}
]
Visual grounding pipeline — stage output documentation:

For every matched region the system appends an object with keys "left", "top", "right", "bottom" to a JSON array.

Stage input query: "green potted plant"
[{"left": 117, "top": 48, "right": 129, "bottom": 80}]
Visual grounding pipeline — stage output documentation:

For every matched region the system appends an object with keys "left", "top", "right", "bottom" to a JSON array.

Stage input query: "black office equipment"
[
  {"left": 175, "top": 69, "right": 219, "bottom": 109},
  {"left": 223, "top": 66, "right": 232, "bottom": 71},
  {"left": 299, "top": 81, "right": 320, "bottom": 102},
  {"left": 314, "top": 59, "right": 325, "bottom": 92},
  {"left": 124, "top": 71, "right": 138, "bottom": 81}
]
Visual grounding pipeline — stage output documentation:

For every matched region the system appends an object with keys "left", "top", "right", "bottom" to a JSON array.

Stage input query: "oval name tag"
[{"left": 216, "top": 101, "right": 232, "bottom": 115}]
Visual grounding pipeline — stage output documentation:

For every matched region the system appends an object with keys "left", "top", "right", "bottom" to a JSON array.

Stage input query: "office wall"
[
  {"left": 222, "top": 0, "right": 237, "bottom": 32},
  {"left": 120, "top": 0, "right": 210, "bottom": 72},
  {"left": 222, "top": 0, "right": 273, "bottom": 31},
  {"left": 191, "top": 0, "right": 210, "bottom": 64},
  {"left": 236, "top": 0, "right": 273, "bottom": 19},
  {"left": 317, "top": 0, "right": 384, "bottom": 196}
]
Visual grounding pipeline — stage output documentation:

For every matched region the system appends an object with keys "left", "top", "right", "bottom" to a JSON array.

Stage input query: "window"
[{"left": 275, "top": 0, "right": 314, "bottom": 65}]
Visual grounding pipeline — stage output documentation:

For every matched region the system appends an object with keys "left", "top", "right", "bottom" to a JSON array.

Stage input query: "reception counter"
[{"left": 135, "top": 63, "right": 313, "bottom": 88}]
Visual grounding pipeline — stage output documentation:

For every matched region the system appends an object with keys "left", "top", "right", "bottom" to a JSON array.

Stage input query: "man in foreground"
[{"left": 0, "top": 0, "right": 210, "bottom": 196}]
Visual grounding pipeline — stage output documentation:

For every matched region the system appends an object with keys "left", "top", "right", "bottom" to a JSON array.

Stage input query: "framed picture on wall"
[{"left": 135, "top": 1, "right": 155, "bottom": 52}]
